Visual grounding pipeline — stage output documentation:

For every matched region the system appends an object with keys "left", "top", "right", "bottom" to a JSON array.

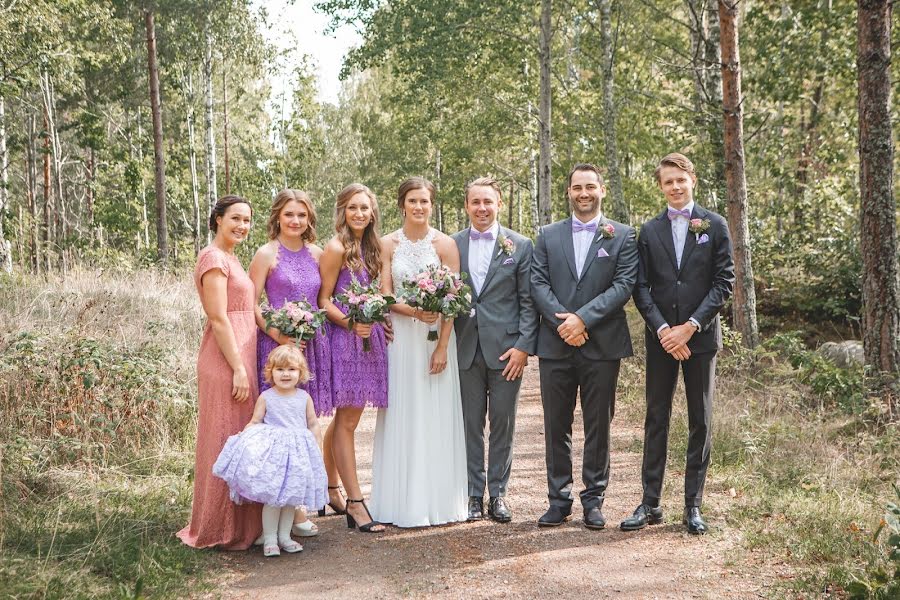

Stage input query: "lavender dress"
[
  {"left": 257, "top": 243, "right": 333, "bottom": 416},
  {"left": 330, "top": 266, "right": 388, "bottom": 408},
  {"left": 212, "top": 388, "right": 328, "bottom": 509}
]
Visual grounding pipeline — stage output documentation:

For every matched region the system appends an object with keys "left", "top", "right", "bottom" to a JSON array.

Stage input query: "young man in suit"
[
  {"left": 452, "top": 177, "right": 539, "bottom": 522},
  {"left": 530, "top": 163, "right": 638, "bottom": 529},
  {"left": 623, "top": 153, "right": 735, "bottom": 535}
]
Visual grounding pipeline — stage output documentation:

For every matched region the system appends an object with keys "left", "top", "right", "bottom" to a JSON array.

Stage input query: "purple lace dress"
[
  {"left": 212, "top": 388, "right": 328, "bottom": 508},
  {"left": 257, "top": 243, "right": 333, "bottom": 416},
  {"left": 330, "top": 266, "right": 388, "bottom": 408}
]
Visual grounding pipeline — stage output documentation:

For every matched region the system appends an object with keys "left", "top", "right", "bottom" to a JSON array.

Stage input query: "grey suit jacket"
[
  {"left": 453, "top": 226, "right": 539, "bottom": 370},
  {"left": 531, "top": 216, "right": 638, "bottom": 361}
]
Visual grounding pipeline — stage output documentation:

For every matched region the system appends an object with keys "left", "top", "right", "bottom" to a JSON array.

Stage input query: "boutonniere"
[
  {"left": 596, "top": 223, "right": 615, "bottom": 241},
  {"left": 689, "top": 218, "right": 710, "bottom": 235},
  {"left": 496, "top": 234, "right": 516, "bottom": 257}
]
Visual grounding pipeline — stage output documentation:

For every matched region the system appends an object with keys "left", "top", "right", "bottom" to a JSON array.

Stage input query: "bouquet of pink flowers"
[
  {"left": 397, "top": 264, "right": 473, "bottom": 341},
  {"left": 262, "top": 300, "right": 328, "bottom": 344},
  {"left": 333, "top": 276, "right": 396, "bottom": 351}
]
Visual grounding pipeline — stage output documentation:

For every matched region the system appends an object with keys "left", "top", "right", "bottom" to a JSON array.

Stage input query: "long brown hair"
[
  {"left": 267, "top": 189, "right": 317, "bottom": 242},
  {"left": 334, "top": 183, "right": 382, "bottom": 279}
]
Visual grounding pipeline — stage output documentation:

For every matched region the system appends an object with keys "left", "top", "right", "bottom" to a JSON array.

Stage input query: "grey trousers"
[{"left": 458, "top": 345, "right": 522, "bottom": 497}]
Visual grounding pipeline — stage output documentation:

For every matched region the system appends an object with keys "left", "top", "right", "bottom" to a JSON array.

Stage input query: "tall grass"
[{"left": 0, "top": 269, "right": 213, "bottom": 598}]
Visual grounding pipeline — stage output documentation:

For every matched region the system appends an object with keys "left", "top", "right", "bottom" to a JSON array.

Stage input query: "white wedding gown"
[{"left": 370, "top": 228, "right": 468, "bottom": 527}]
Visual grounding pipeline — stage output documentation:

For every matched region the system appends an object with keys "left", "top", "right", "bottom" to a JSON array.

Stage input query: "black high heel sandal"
[
  {"left": 345, "top": 498, "right": 384, "bottom": 533},
  {"left": 318, "top": 486, "right": 347, "bottom": 517}
]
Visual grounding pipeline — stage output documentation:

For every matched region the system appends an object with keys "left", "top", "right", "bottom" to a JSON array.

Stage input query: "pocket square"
[
  {"left": 502, "top": 257, "right": 514, "bottom": 265},
  {"left": 697, "top": 233, "right": 709, "bottom": 244},
  {"left": 596, "top": 248, "right": 610, "bottom": 258}
]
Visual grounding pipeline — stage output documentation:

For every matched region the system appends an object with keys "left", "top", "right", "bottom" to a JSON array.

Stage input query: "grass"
[
  {"left": 1, "top": 268, "right": 897, "bottom": 598},
  {"left": 0, "top": 268, "right": 214, "bottom": 599}
]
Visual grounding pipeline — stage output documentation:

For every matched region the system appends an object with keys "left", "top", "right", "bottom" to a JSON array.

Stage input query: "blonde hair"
[
  {"left": 334, "top": 183, "right": 382, "bottom": 279},
  {"left": 263, "top": 344, "right": 311, "bottom": 385},
  {"left": 465, "top": 176, "right": 503, "bottom": 202},
  {"left": 267, "top": 189, "right": 317, "bottom": 242},
  {"left": 654, "top": 153, "right": 697, "bottom": 185}
]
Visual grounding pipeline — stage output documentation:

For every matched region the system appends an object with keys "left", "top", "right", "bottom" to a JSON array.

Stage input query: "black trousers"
[
  {"left": 539, "top": 354, "right": 620, "bottom": 511},
  {"left": 642, "top": 331, "right": 716, "bottom": 508}
]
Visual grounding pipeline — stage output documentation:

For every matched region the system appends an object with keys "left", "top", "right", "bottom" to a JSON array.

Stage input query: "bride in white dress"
[{"left": 369, "top": 177, "right": 468, "bottom": 527}]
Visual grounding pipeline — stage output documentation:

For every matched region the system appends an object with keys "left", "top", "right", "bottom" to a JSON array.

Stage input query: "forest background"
[{"left": 0, "top": 0, "right": 898, "bottom": 598}]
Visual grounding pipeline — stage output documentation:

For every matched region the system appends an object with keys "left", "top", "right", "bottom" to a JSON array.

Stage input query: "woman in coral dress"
[{"left": 177, "top": 195, "right": 263, "bottom": 550}]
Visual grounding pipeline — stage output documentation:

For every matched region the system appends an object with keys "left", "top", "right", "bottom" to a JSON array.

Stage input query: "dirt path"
[{"left": 215, "top": 364, "right": 761, "bottom": 599}]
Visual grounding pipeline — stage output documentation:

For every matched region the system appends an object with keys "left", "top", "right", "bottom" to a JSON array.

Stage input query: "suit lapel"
[
  {"left": 458, "top": 228, "right": 475, "bottom": 298},
  {"left": 578, "top": 218, "right": 611, "bottom": 283},
  {"left": 678, "top": 205, "right": 705, "bottom": 272},
  {"left": 478, "top": 229, "right": 504, "bottom": 294},
  {"left": 651, "top": 211, "right": 678, "bottom": 271},
  {"left": 559, "top": 218, "right": 579, "bottom": 280}
]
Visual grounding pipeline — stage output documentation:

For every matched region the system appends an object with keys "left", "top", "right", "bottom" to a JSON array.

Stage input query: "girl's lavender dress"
[
  {"left": 257, "top": 243, "right": 333, "bottom": 416},
  {"left": 330, "top": 266, "right": 388, "bottom": 408},
  {"left": 213, "top": 388, "right": 328, "bottom": 508}
]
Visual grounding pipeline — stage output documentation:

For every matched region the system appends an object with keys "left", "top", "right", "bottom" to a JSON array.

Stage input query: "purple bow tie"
[
  {"left": 470, "top": 229, "right": 495, "bottom": 241},
  {"left": 667, "top": 208, "right": 691, "bottom": 220},
  {"left": 572, "top": 221, "right": 598, "bottom": 234}
]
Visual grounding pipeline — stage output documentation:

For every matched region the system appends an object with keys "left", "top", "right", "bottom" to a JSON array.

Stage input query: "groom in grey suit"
[
  {"left": 452, "top": 177, "right": 539, "bottom": 523},
  {"left": 531, "top": 163, "right": 638, "bottom": 529}
]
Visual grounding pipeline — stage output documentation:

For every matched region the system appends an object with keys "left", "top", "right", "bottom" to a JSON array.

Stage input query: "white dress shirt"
[
  {"left": 670, "top": 200, "right": 694, "bottom": 269},
  {"left": 573, "top": 214, "right": 602, "bottom": 279},
  {"left": 468, "top": 221, "right": 500, "bottom": 295},
  {"left": 658, "top": 200, "right": 701, "bottom": 337}
]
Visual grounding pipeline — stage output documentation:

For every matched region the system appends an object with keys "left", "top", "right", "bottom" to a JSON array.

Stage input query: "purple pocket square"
[
  {"left": 502, "top": 257, "right": 515, "bottom": 265},
  {"left": 596, "top": 248, "right": 610, "bottom": 258},
  {"left": 698, "top": 233, "right": 710, "bottom": 244}
]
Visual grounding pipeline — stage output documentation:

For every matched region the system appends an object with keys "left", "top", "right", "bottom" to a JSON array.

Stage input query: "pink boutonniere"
[
  {"left": 596, "top": 223, "right": 615, "bottom": 241},
  {"left": 496, "top": 234, "right": 516, "bottom": 257},
  {"left": 689, "top": 218, "right": 710, "bottom": 235}
]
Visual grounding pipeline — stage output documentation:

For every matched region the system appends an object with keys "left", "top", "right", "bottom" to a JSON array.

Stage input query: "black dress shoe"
[
  {"left": 488, "top": 497, "right": 512, "bottom": 523},
  {"left": 467, "top": 496, "right": 484, "bottom": 521},
  {"left": 620, "top": 504, "right": 664, "bottom": 531},
  {"left": 537, "top": 505, "right": 571, "bottom": 527},
  {"left": 683, "top": 507, "right": 707, "bottom": 535},
  {"left": 583, "top": 506, "right": 607, "bottom": 530}
]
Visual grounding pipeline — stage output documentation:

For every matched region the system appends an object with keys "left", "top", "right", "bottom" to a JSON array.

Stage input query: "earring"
[{"left": 402, "top": 210, "right": 406, "bottom": 219}]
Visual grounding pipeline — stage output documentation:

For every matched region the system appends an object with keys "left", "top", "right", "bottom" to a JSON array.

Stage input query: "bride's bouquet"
[
  {"left": 397, "top": 264, "right": 473, "bottom": 341},
  {"left": 333, "top": 276, "right": 395, "bottom": 351},
  {"left": 261, "top": 300, "right": 328, "bottom": 344}
]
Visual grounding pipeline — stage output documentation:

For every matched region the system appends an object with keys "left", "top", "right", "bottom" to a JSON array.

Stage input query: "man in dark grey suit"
[
  {"left": 531, "top": 163, "right": 638, "bottom": 529},
  {"left": 623, "top": 153, "right": 734, "bottom": 535},
  {"left": 452, "top": 177, "right": 539, "bottom": 522}
]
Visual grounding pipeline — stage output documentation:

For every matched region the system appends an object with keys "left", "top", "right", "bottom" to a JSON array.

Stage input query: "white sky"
[{"left": 256, "top": 0, "right": 362, "bottom": 106}]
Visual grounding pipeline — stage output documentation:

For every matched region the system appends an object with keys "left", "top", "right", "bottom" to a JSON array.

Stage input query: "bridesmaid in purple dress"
[
  {"left": 248, "top": 189, "right": 340, "bottom": 537},
  {"left": 319, "top": 183, "right": 388, "bottom": 533}
]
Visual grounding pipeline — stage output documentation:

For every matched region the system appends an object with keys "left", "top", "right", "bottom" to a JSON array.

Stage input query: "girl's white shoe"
[
  {"left": 278, "top": 539, "right": 303, "bottom": 553},
  {"left": 291, "top": 519, "right": 319, "bottom": 537},
  {"left": 263, "top": 538, "right": 281, "bottom": 557}
]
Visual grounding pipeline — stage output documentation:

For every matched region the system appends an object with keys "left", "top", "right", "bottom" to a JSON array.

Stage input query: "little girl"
[{"left": 213, "top": 344, "right": 328, "bottom": 556}]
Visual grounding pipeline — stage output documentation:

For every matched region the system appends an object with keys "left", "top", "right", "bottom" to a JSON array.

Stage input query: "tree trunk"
[
  {"left": 85, "top": 147, "right": 95, "bottom": 229},
  {"left": 42, "top": 109, "right": 51, "bottom": 273},
  {"left": 718, "top": 0, "right": 759, "bottom": 348},
  {"left": 204, "top": 25, "right": 219, "bottom": 239},
  {"left": 857, "top": 0, "right": 899, "bottom": 380},
  {"left": 704, "top": 0, "right": 726, "bottom": 213},
  {"left": 145, "top": 9, "right": 168, "bottom": 265},
  {"left": 508, "top": 179, "right": 514, "bottom": 228},
  {"left": 136, "top": 108, "right": 150, "bottom": 249},
  {"left": 26, "top": 113, "right": 37, "bottom": 272},
  {"left": 598, "top": 0, "right": 627, "bottom": 222},
  {"left": 537, "top": 0, "right": 553, "bottom": 226},
  {"left": 0, "top": 95, "right": 10, "bottom": 272},
  {"left": 186, "top": 71, "right": 202, "bottom": 255},
  {"left": 222, "top": 57, "right": 231, "bottom": 196},
  {"left": 434, "top": 149, "right": 443, "bottom": 232},
  {"left": 530, "top": 149, "right": 540, "bottom": 236}
]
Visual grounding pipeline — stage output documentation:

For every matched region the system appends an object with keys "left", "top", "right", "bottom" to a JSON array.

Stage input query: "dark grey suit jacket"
[
  {"left": 531, "top": 217, "right": 638, "bottom": 361},
  {"left": 453, "top": 226, "right": 539, "bottom": 370},
  {"left": 633, "top": 205, "right": 735, "bottom": 353}
]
